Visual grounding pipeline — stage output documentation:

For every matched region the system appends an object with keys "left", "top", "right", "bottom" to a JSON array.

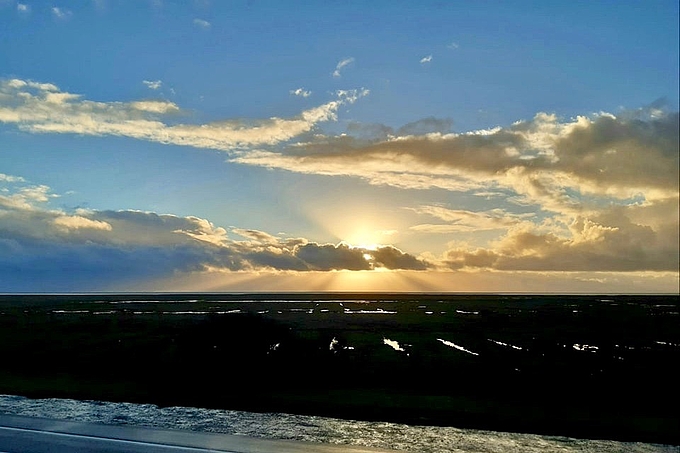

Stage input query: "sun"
[
  {"left": 342, "top": 233, "right": 381, "bottom": 250},
  {"left": 343, "top": 230, "right": 392, "bottom": 252}
]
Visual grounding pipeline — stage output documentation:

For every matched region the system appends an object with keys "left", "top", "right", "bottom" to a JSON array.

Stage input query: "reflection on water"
[
  {"left": 383, "top": 338, "right": 406, "bottom": 352},
  {"left": 572, "top": 344, "right": 599, "bottom": 352},
  {"left": 0, "top": 394, "right": 675, "bottom": 453},
  {"left": 488, "top": 339, "right": 523, "bottom": 350},
  {"left": 437, "top": 338, "right": 479, "bottom": 356}
]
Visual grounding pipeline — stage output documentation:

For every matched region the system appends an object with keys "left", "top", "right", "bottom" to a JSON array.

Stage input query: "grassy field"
[{"left": 0, "top": 294, "right": 678, "bottom": 445}]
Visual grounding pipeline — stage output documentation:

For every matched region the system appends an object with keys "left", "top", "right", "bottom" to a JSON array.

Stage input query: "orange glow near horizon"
[{"left": 138, "top": 269, "right": 445, "bottom": 293}]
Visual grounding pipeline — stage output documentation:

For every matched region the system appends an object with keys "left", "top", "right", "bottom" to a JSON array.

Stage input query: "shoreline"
[
  {"left": 1, "top": 396, "right": 677, "bottom": 453},
  {"left": 2, "top": 372, "right": 677, "bottom": 446}
]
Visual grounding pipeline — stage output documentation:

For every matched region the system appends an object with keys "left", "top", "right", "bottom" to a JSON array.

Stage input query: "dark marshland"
[{"left": 0, "top": 293, "right": 677, "bottom": 447}]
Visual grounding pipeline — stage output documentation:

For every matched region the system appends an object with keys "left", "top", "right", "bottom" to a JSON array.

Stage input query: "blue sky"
[{"left": 0, "top": 0, "right": 678, "bottom": 292}]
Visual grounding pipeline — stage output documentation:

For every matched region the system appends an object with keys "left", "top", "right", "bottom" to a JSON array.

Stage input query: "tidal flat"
[{"left": 0, "top": 293, "right": 678, "bottom": 446}]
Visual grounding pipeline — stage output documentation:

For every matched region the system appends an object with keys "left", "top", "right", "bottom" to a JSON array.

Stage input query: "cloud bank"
[
  {"left": 0, "top": 178, "right": 427, "bottom": 290},
  {"left": 233, "top": 110, "right": 678, "bottom": 200}
]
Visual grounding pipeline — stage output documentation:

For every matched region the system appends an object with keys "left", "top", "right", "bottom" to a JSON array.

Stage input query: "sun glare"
[
  {"left": 343, "top": 229, "right": 393, "bottom": 252},
  {"left": 343, "top": 234, "right": 382, "bottom": 251}
]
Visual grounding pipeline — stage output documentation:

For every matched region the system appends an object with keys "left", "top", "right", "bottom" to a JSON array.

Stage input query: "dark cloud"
[
  {"left": 552, "top": 112, "right": 679, "bottom": 192},
  {"left": 396, "top": 117, "right": 453, "bottom": 136},
  {"left": 370, "top": 245, "right": 429, "bottom": 270},
  {"left": 344, "top": 117, "right": 453, "bottom": 141},
  {"left": 295, "top": 242, "right": 371, "bottom": 271},
  {"left": 0, "top": 239, "right": 220, "bottom": 292}
]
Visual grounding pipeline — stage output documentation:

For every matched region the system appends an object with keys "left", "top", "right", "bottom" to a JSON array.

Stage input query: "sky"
[{"left": 0, "top": 0, "right": 678, "bottom": 293}]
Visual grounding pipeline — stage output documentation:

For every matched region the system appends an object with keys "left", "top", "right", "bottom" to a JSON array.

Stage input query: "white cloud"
[
  {"left": 51, "top": 6, "right": 72, "bottom": 19},
  {"left": 53, "top": 215, "right": 113, "bottom": 231},
  {"left": 333, "top": 57, "right": 354, "bottom": 77},
  {"left": 0, "top": 78, "right": 367, "bottom": 152},
  {"left": 410, "top": 206, "right": 534, "bottom": 233},
  {"left": 129, "top": 100, "right": 180, "bottom": 114},
  {"left": 420, "top": 55, "right": 433, "bottom": 64},
  {"left": 0, "top": 183, "right": 58, "bottom": 211},
  {"left": 17, "top": 3, "right": 29, "bottom": 13},
  {"left": 0, "top": 173, "right": 26, "bottom": 183},
  {"left": 193, "top": 18, "right": 210, "bottom": 29},
  {"left": 143, "top": 80, "right": 162, "bottom": 90},
  {"left": 447, "top": 42, "right": 459, "bottom": 50},
  {"left": 230, "top": 148, "right": 485, "bottom": 192},
  {"left": 290, "top": 88, "right": 311, "bottom": 98}
]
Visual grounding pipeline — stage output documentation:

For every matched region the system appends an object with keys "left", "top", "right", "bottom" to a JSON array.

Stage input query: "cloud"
[
  {"left": 397, "top": 117, "right": 452, "bottom": 135},
  {"left": 295, "top": 242, "right": 371, "bottom": 271},
  {"left": 442, "top": 211, "right": 678, "bottom": 272},
  {"left": 410, "top": 206, "right": 534, "bottom": 233},
  {"left": 0, "top": 173, "right": 26, "bottom": 183},
  {"left": 53, "top": 215, "right": 113, "bottom": 231},
  {"left": 232, "top": 109, "right": 678, "bottom": 203},
  {"left": 420, "top": 55, "right": 433, "bottom": 64},
  {"left": 290, "top": 88, "right": 311, "bottom": 98},
  {"left": 143, "top": 80, "right": 162, "bottom": 90},
  {"left": 129, "top": 100, "right": 180, "bottom": 114},
  {"left": 447, "top": 42, "right": 459, "bottom": 50},
  {"left": 17, "top": 3, "right": 29, "bottom": 13},
  {"left": 0, "top": 78, "right": 368, "bottom": 152},
  {"left": 193, "top": 18, "right": 210, "bottom": 29},
  {"left": 370, "top": 245, "right": 429, "bottom": 270},
  {"left": 51, "top": 6, "right": 72, "bottom": 19},
  {"left": 232, "top": 228, "right": 280, "bottom": 244},
  {"left": 0, "top": 177, "right": 429, "bottom": 290},
  {"left": 333, "top": 57, "right": 354, "bottom": 78}
]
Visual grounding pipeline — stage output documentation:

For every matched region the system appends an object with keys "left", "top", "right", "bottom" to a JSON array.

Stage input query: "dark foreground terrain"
[{"left": 0, "top": 293, "right": 678, "bottom": 445}]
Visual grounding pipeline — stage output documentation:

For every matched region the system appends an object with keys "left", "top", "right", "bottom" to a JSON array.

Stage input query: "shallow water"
[{"left": 0, "top": 394, "right": 676, "bottom": 453}]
